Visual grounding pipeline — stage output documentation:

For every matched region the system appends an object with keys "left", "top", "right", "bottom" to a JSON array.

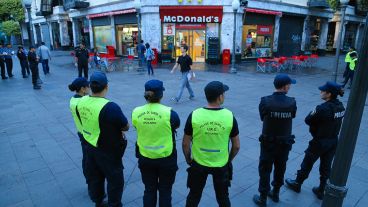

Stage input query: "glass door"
[
  {"left": 192, "top": 30, "right": 205, "bottom": 62},
  {"left": 175, "top": 29, "right": 205, "bottom": 62}
]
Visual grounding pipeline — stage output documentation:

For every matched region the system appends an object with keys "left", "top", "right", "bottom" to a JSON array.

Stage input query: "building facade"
[{"left": 23, "top": 0, "right": 366, "bottom": 62}]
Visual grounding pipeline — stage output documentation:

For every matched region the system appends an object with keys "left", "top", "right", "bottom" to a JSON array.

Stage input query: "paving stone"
[
  {"left": 18, "top": 157, "right": 48, "bottom": 174},
  {"left": 29, "top": 181, "right": 71, "bottom": 207},
  {"left": 23, "top": 168, "right": 55, "bottom": 187}
]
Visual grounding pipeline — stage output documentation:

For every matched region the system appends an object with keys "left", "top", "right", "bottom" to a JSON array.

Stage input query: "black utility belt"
[{"left": 259, "top": 134, "right": 295, "bottom": 143}]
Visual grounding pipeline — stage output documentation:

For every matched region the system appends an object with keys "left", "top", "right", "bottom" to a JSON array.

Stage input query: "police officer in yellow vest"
[
  {"left": 183, "top": 81, "right": 240, "bottom": 207},
  {"left": 77, "top": 71, "right": 129, "bottom": 207},
  {"left": 68, "top": 77, "right": 90, "bottom": 180},
  {"left": 343, "top": 47, "right": 357, "bottom": 79},
  {"left": 132, "top": 79, "right": 180, "bottom": 207},
  {"left": 342, "top": 52, "right": 358, "bottom": 89}
]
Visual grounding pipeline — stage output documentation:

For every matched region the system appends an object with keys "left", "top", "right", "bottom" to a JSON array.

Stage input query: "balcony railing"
[{"left": 308, "top": 0, "right": 330, "bottom": 8}]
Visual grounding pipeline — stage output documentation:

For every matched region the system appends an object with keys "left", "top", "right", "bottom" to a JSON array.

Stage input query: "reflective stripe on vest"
[
  {"left": 77, "top": 96, "right": 109, "bottom": 147},
  {"left": 191, "top": 108, "right": 233, "bottom": 167},
  {"left": 132, "top": 103, "right": 173, "bottom": 159},
  {"left": 349, "top": 58, "right": 358, "bottom": 70},
  {"left": 70, "top": 97, "right": 83, "bottom": 134}
]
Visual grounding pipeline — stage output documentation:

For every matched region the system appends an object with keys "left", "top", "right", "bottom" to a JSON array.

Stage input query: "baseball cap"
[
  {"left": 318, "top": 81, "right": 342, "bottom": 95},
  {"left": 274, "top": 74, "right": 296, "bottom": 88},
  {"left": 204, "top": 81, "right": 229, "bottom": 100},
  {"left": 145, "top": 79, "right": 165, "bottom": 92},
  {"left": 90, "top": 71, "right": 108, "bottom": 86},
  {"left": 71, "top": 77, "right": 89, "bottom": 88},
  {"left": 29, "top": 45, "right": 35, "bottom": 49}
]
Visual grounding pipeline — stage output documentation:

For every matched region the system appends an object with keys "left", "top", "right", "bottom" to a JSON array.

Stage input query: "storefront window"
[
  {"left": 343, "top": 23, "right": 357, "bottom": 51},
  {"left": 206, "top": 23, "right": 220, "bottom": 59},
  {"left": 162, "top": 23, "right": 175, "bottom": 63},
  {"left": 116, "top": 25, "right": 138, "bottom": 56},
  {"left": 242, "top": 24, "right": 273, "bottom": 59},
  {"left": 93, "top": 26, "right": 112, "bottom": 53}
]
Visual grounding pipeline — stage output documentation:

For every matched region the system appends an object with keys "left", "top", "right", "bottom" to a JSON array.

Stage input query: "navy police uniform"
[
  {"left": 76, "top": 46, "right": 90, "bottom": 78},
  {"left": 286, "top": 81, "right": 345, "bottom": 200},
  {"left": 254, "top": 74, "right": 297, "bottom": 206}
]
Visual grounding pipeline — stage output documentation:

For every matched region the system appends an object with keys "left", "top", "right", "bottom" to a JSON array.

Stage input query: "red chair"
[
  {"left": 291, "top": 56, "right": 302, "bottom": 71},
  {"left": 270, "top": 58, "right": 286, "bottom": 72},
  {"left": 257, "top": 58, "right": 267, "bottom": 73},
  {"left": 310, "top": 54, "right": 319, "bottom": 67}
]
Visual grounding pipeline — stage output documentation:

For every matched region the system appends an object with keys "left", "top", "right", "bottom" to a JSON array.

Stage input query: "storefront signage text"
[
  {"left": 87, "top": 8, "right": 136, "bottom": 19},
  {"left": 163, "top": 15, "right": 219, "bottom": 23},
  {"left": 257, "top": 25, "right": 273, "bottom": 35},
  {"left": 160, "top": 6, "right": 223, "bottom": 23}
]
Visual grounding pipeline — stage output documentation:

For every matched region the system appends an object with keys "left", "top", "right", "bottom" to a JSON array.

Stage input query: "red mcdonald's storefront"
[{"left": 160, "top": 6, "right": 223, "bottom": 63}]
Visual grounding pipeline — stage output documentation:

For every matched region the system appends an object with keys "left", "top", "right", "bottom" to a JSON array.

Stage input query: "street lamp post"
[
  {"left": 22, "top": 0, "right": 34, "bottom": 46},
  {"left": 322, "top": 13, "right": 368, "bottom": 207},
  {"left": 230, "top": 0, "right": 240, "bottom": 74},
  {"left": 333, "top": 0, "right": 349, "bottom": 82},
  {"left": 134, "top": 0, "right": 142, "bottom": 67}
]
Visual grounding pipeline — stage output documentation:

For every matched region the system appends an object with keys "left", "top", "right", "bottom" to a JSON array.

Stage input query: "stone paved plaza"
[{"left": 1, "top": 53, "right": 368, "bottom": 207}]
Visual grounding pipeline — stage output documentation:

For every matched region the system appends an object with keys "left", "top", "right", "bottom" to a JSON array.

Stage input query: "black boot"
[
  {"left": 267, "top": 187, "right": 280, "bottom": 202},
  {"left": 33, "top": 85, "right": 41, "bottom": 90},
  {"left": 285, "top": 178, "right": 301, "bottom": 193},
  {"left": 95, "top": 200, "right": 108, "bottom": 207},
  {"left": 253, "top": 193, "right": 267, "bottom": 207},
  {"left": 312, "top": 186, "right": 324, "bottom": 200}
]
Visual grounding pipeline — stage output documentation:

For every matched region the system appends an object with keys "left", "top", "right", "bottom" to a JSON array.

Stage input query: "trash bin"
[
  {"left": 152, "top": 48, "right": 159, "bottom": 65},
  {"left": 222, "top": 49, "right": 230, "bottom": 65}
]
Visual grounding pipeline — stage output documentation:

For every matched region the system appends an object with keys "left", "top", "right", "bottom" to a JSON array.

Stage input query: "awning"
[{"left": 245, "top": 8, "right": 282, "bottom": 17}]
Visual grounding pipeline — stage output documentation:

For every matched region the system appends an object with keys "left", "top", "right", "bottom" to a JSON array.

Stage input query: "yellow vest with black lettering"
[
  {"left": 70, "top": 96, "right": 83, "bottom": 134},
  {"left": 349, "top": 58, "right": 358, "bottom": 70},
  {"left": 132, "top": 103, "right": 173, "bottom": 159},
  {"left": 77, "top": 96, "right": 109, "bottom": 147},
  {"left": 192, "top": 108, "right": 233, "bottom": 167}
]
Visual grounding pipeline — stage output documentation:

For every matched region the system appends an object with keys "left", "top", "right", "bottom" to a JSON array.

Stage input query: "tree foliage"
[
  {"left": 0, "top": 0, "right": 24, "bottom": 22},
  {"left": 328, "top": 0, "right": 368, "bottom": 11},
  {"left": 1, "top": 20, "right": 21, "bottom": 36}
]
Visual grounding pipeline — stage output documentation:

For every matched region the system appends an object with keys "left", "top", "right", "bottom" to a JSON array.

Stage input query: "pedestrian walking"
[
  {"left": 342, "top": 47, "right": 357, "bottom": 79},
  {"left": 286, "top": 81, "right": 345, "bottom": 200},
  {"left": 17, "top": 46, "right": 30, "bottom": 78},
  {"left": 342, "top": 52, "right": 358, "bottom": 89},
  {"left": 145, "top": 43, "right": 154, "bottom": 76},
  {"left": 76, "top": 71, "right": 129, "bottom": 207},
  {"left": 75, "top": 42, "right": 90, "bottom": 78},
  {"left": 253, "top": 74, "right": 297, "bottom": 207},
  {"left": 182, "top": 81, "right": 240, "bottom": 207},
  {"left": 37, "top": 42, "right": 51, "bottom": 75},
  {"left": 170, "top": 45, "right": 195, "bottom": 103},
  {"left": 28, "top": 46, "right": 41, "bottom": 90},
  {"left": 3, "top": 43, "right": 14, "bottom": 78},
  {"left": 68, "top": 77, "right": 90, "bottom": 181},
  {"left": 132, "top": 79, "right": 180, "bottom": 207},
  {"left": 137, "top": 40, "right": 146, "bottom": 67},
  {"left": 0, "top": 42, "right": 7, "bottom": 79}
]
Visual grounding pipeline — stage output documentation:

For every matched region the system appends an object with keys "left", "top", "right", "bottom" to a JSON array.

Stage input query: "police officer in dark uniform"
[
  {"left": 75, "top": 42, "right": 90, "bottom": 78},
  {"left": 132, "top": 79, "right": 180, "bottom": 207},
  {"left": 183, "top": 81, "right": 240, "bottom": 207},
  {"left": 77, "top": 71, "right": 129, "bottom": 207},
  {"left": 28, "top": 46, "right": 41, "bottom": 90},
  {"left": 253, "top": 74, "right": 297, "bottom": 206},
  {"left": 286, "top": 81, "right": 345, "bottom": 200}
]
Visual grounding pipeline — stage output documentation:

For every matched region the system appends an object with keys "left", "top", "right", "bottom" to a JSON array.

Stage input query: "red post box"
[
  {"left": 222, "top": 49, "right": 230, "bottom": 65},
  {"left": 152, "top": 48, "right": 159, "bottom": 65}
]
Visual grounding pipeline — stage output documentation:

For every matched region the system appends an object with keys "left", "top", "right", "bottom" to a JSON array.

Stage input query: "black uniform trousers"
[
  {"left": 343, "top": 70, "right": 354, "bottom": 87},
  {"left": 29, "top": 64, "right": 39, "bottom": 86},
  {"left": 4, "top": 58, "right": 13, "bottom": 77},
  {"left": 20, "top": 59, "right": 30, "bottom": 77},
  {"left": 343, "top": 63, "right": 350, "bottom": 78},
  {"left": 138, "top": 153, "right": 178, "bottom": 207},
  {"left": 78, "top": 62, "right": 89, "bottom": 78},
  {"left": 85, "top": 144, "right": 124, "bottom": 207},
  {"left": 0, "top": 58, "right": 6, "bottom": 78},
  {"left": 186, "top": 161, "right": 231, "bottom": 207},
  {"left": 258, "top": 142, "right": 291, "bottom": 194},
  {"left": 296, "top": 139, "right": 337, "bottom": 187}
]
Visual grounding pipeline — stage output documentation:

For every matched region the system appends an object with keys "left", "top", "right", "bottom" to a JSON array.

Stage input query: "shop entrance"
[{"left": 175, "top": 29, "right": 206, "bottom": 62}]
